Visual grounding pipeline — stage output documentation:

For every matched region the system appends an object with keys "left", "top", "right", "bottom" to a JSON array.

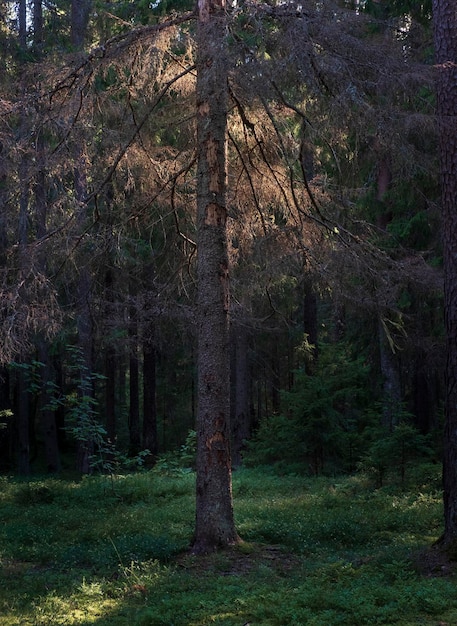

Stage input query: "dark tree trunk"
[
  {"left": 71, "top": 0, "right": 91, "bottom": 49},
  {"left": 37, "top": 343, "right": 61, "bottom": 473},
  {"left": 270, "top": 343, "right": 281, "bottom": 414},
  {"left": 34, "top": 123, "right": 61, "bottom": 474},
  {"left": 374, "top": 138, "right": 401, "bottom": 429},
  {"left": 378, "top": 318, "right": 402, "bottom": 430},
  {"left": 432, "top": 0, "right": 457, "bottom": 548},
  {"left": 231, "top": 323, "right": 251, "bottom": 468},
  {"left": 143, "top": 340, "right": 158, "bottom": 460},
  {"left": 18, "top": 0, "right": 26, "bottom": 48},
  {"left": 193, "top": 0, "right": 238, "bottom": 553},
  {"left": 16, "top": 368, "right": 30, "bottom": 475},
  {"left": 32, "top": 0, "right": 43, "bottom": 54},
  {"left": 303, "top": 280, "right": 318, "bottom": 371},
  {"left": 69, "top": 0, "right": 94, "bottom": 474},
  {"left": 105, "top": 349, "right": 116, "bottom": 444},
  {"left": 129, "top": 285, "right": 141, "bottom": 454},
  {"left": 412, "top": 356, "right": 434, "bottom": 435},
  {"left": 104, "top": 269, "right": 116, "bottom": 444},
  {"left": 16, "top": 130, "right": 30, "bottom": 475}
]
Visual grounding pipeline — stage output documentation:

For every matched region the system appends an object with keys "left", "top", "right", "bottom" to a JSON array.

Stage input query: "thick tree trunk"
[
  {"left": 433, "top": 0, "right": 457, "bottom": 548},
  {"left": 193, "top": 0, "right": 238, "bottom": 553}
]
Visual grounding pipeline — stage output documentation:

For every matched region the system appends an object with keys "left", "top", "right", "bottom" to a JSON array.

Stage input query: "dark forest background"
[{"left": 0, "top": 0, "right": 444, "bottom": 481}]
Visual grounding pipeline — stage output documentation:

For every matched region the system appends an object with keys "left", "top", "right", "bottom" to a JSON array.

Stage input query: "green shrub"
[{"left": 244, "top": 341, "right": 373, "bottom": 474}]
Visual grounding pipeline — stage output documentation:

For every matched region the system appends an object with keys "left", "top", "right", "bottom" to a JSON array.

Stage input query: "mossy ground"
[{"left": 0, "top": 467, "right": 456, "bottom": 625}]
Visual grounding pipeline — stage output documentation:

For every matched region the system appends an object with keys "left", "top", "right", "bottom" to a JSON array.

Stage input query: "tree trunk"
[
  {"left": 16, "top": 368, "right": 30, "bottom": 475},
  {"left": 71, "top": 0, "right": 95, "bottom": 474},
  {"left": 378, "top": 318, "right": 402, "bottom": 431},
  {"left": 104, "top": 269, "right": 116, "bottom": 444},
  {"left": 231, "top": 323, "right": 251, "bottom": 468},
  {"left": 193, "top": 0, "right": 239, "bottom": 553},
  {"left": 37, "top": 342, "right": 61, "bottom": 473},
  {"left": 129, "top": 283, "right": 141, "bottom": 455},
  {"left": 432, "top": 0, "right": 457, "bottom": 548},
  {"left": 143, "top": 340, "right": 158, "bottom": 460},
  {"left": 71, "top": 0, "right": 91, "bottom": 49}
]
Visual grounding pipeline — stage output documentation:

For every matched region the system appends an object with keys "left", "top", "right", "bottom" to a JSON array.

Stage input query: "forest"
[
  {"left": 0, "top": 0, "right": 443, "bottom": 475},
  {"left": 3, "top": 0, "right": 457, "bottom": 622},
  {"left": 0, "top": 0, "right": 455, "bottom": 533}
]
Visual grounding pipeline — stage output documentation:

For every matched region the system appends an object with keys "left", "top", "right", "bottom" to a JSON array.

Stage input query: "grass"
[{"left": 0, "top": 466, "right": 456, "bottom": 625}]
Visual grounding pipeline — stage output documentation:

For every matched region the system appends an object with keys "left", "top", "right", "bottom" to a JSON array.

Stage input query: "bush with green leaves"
[{"left": 154, "top": 429, "right": 196, "bottom": 474}]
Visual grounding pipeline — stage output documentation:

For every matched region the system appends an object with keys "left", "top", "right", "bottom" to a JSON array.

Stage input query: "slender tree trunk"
[
  {"left": 143, "top": 340, "right": 158, "bottom": 460},
  {"left": 129, "top": 283, "right": 141, "bottom": 454},
  {"left": 193, "top": 0, "right": 239, "bottom": 553},
  {"left": 34, "top": 124, "right": 61, "bottom": 473},
  {"left": 16, "top": 140, "right": 30, "bottom": 475},
  {"left": 74, "top": 165, "right": 94, "bottom": 474},
  {"left": 374, "top": 139, "right": 401, "bottom": 429},
  {"left": 104, "top": 269, "right": 116, "bottom": 444},
  {"left": 71, "top": 0, "right": 91, "bottom": 49},
  {"left": 70, "top": 0, "right": 96, "bottom": 474},
  {"left": 432, "top": 0, "right": 457, "bottom": 548},
  {"left": 16, "top": 369, "right": 30, "bottom": 475},
  {"left": 231, "top": 323, "right": 251, "bottom": 468},
  {"left": 37, "top": 342, "right": 61, "bottom": 472},
  {"left": 18, "top": 0, "right": 26, "bottom": 49},
  {"left": 378, "top": 318, "right": 402, "bottom": 430},
  {"left": 303, "top": 280, "right": 318, "bottom": 371}
]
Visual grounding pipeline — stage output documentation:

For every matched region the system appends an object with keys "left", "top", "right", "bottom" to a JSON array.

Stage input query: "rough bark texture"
[
  {"left": 433, "top": 0, "right": 457, "bottom": 548},
  {"left": 193, "top": 0, "right": 239, "bottom": 553}
]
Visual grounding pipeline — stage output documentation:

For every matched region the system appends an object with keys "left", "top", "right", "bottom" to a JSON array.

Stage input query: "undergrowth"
[{"left": 0, "top": 466, "right": 455, "bottom": 625}]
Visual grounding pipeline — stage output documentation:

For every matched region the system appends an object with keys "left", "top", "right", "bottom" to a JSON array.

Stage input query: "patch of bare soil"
[
  {"left": 413, "top": 545, "right": 457, "bottom": 578},
  {"left": 175, "top": 543, "right": 301, "bottom": 577}
]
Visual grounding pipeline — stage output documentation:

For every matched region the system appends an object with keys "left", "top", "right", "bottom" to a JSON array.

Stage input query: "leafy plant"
[{"left": 155, "top": 429, "right": 196, "bottom": 474}]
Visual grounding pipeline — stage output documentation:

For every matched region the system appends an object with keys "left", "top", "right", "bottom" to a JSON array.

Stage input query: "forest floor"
[{"left": 1, "top": 466, "right": 457, "bottom": 625}]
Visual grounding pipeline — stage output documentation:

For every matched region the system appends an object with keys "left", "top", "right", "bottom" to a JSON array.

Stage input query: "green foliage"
[
  {"left": 244, "top": 341, "right": 373, "bottom": 474},
  {"left": 155, "top": 429, "right": 196, "bottom": 474},
  {"left": 359, "top": 419, "right": 434, "bottom": 487}
]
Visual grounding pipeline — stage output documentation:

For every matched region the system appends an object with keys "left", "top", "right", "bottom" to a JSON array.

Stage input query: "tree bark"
[
  {"left": 432, "top": 0, "right": 457, "bottom": 548},
  {"left": 193, "top": 0, "right": 239, "bottom": 553}
]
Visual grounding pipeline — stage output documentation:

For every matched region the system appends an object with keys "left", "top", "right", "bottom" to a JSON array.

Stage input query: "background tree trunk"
[
  {"left": 432, "top": 0, "right": 457, "bottom": 548},
  {"left": 231, "top": 322, "right": 251, "bottom": 468},
  {"left": 193, "top": 0, "right": 238, "bottom": 553},
  {"left": 129, "top": 283, "right": 141, "bottom": 455},
  {"left": 143, "top": 340, "right": 158, "bottom": 460}
]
